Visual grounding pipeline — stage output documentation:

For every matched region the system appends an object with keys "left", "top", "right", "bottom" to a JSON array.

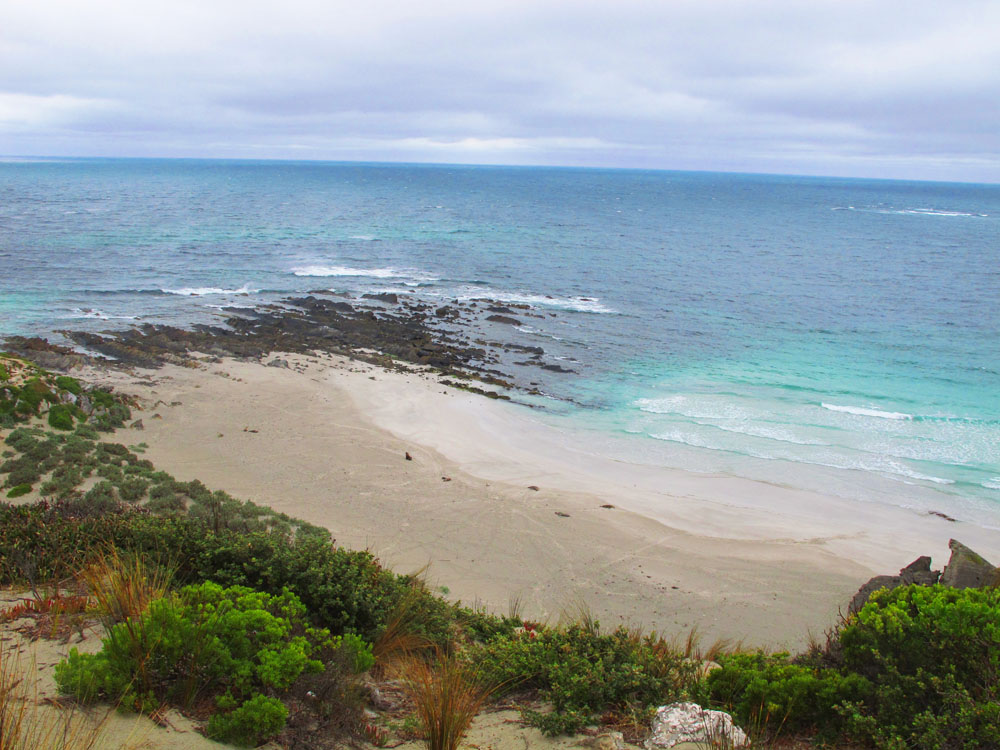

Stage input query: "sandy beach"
[{"left": 64, "top": 351, "right": 989, "bottom": 652}]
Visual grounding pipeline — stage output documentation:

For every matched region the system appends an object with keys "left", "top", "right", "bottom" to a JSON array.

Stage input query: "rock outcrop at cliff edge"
[{"left": 849, "top": 539, "right": 997, "bottom": 615}]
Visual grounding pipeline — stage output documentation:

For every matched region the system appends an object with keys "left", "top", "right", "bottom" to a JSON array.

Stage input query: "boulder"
[
  {"left": 941, "top": 539, "right": 996, "bottom": 589},
  {"left": 645, "top": 702, "right": 748, "bottom": 750},
  {"left": 900, "top": 556, "right": 941, "bottom": 586}
]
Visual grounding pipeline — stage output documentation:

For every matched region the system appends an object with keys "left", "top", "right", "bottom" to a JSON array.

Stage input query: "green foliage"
[
  {"left": 5, "top": 484, "right": 32, "bottom": 498},
  {"left": 472, "top": 624, "right": 700, "bottom": 734},
  {"left": 0, "top": 363, "right": 8, "bottom": 381},
  {"left": 47, "top": 404, "right": 76, "bottom": 430},
  {"left": 837, "top": 584, "right": 1000, "bottom": 748},
  {"left": 56, "top": 582, "right": 340, "bottom": 745},
  {"left": 54, "top": 375, "right": 82, "bottom": 395},
  {"left": 0, "top": 505, "right": 405, "bottom": 641},
  {"left": 457, "top": 606, "right": 520, "bottom": 643},
  {"left": 702, "top": 651, "right": 871, "bottom": 738},
  {"left": 205, "top": 693, "right": 288, "bottom": 746}
]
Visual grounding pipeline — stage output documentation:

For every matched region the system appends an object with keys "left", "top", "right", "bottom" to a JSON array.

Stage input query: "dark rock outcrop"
[
  {"left": 486, "top": 314, "right": 521, "bottom": 326},
  {"left": 941, "top": 539, "right": 996, "bottom": 588}
]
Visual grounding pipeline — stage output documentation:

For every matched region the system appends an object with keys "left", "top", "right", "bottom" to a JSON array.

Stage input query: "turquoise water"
[{"left": 2, "top": 158, "right": 998, "bottom": 522}]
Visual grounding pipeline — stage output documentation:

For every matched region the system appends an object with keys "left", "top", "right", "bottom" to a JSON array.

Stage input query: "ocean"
[{"left": 2, "top": 157, "right": 998, "bottom": 527}]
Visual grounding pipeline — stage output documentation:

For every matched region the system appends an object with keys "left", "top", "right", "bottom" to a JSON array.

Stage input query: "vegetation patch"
[{"left": 56, "top": 581, "right": 371, "bottom": 746}]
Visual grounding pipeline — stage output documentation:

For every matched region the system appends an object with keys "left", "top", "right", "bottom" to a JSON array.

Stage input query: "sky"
[{"left": 2, "top": 0, "right": 999, "bottom": 182}]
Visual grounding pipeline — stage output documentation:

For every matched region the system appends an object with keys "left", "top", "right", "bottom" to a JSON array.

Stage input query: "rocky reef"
[{"left": 4, "top": 292, "right": 579, "bottom": 400}]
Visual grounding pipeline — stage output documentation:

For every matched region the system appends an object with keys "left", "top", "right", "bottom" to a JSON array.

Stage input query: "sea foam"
[
  {"left": 162, "top": 284, "right": 260, "bottom": 296},
  {"left": 821, "top": 403, "right": 912, "bottom": 420}
]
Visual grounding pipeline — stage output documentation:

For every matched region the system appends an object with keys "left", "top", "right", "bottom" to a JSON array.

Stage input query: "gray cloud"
[{"left": 2, "top": 0, "right": 998, "bottom": 181}]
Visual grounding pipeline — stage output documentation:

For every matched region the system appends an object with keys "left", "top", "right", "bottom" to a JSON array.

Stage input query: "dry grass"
[
  {"left": 394, "top": 651, "right": 495, "bottom": 750},
  {"left": 0, "top": 642, "right": 110, "bottom": 750},
  {"left": 77, "top": 548, "right": 173, "bottom": 631}
]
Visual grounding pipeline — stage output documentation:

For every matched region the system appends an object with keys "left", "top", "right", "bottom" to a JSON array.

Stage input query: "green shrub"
[
  {"left": 118, "top": 476, "right": 149, "bottom": 503},
  {"left": 702, "top": 651, "right": 871, "bottom": 738},
  {"left": 74, "top": 423, "right": 99, "bottom": 439},
  {"left": 0, "top": 363, "right": 9, "bottom": 381},
  {"left": 205, "top": 693, "right": 288, "bottom": 746},
  {"left": 838, "top": 584, "right": 1000, "bottom": 748},
  {"left": 0, "top": 506, "right": 401, "bottom": 641},
  {"left": 55, "top": 375, "right": 83, "bottom": 395},
  {"left": 18, "top": 379, "right": 55, "bottom": 412},
  {"left": 55, "top": 582, "right": 339, "bottom": 745},
  {"left": 5, "top": 484, "right": 32, "bottom": 498},
  {"left": 47, "top": 403, "right": 76, "bottom": 430},
  {"left": 472, "top": 624, "right": 700, "bottom": 734}
]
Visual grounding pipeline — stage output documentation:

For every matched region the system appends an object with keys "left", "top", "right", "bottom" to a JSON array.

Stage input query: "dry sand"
[{"left": 73, "top": 351, "right": 986, "bottom": 651}]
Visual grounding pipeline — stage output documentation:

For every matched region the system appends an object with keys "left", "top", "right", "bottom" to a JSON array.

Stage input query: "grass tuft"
[{"left": 395, "top": 650, "right": 495, "bottom": 750}]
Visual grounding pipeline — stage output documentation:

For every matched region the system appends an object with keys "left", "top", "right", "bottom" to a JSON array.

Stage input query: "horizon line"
[{"left": 2, "top": 153, "right": 998, "bottom": 188}]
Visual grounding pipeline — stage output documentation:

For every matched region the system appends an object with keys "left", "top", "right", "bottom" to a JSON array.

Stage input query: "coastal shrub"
[
  {"left": 18, "top": 379, "right": 55, "bottom": 413},
  {"left": 74, "top": 423, "right": 99, "bottom": 439},
  {"left": 837, "top": 584, "right": 1000, "bottom": 748},
  {"left": 80, "top": 481, "right": 121, "bottom": 515},
  {"left": 701, "top": 651, "right": 871, "bottom": 739},
  {"left": 205, "top": 693, "right": 288, "bottom": 746},
  {"left": 0, "top": 505, "right": 405, "bottom": 640},
  {"left": 117, "top": 476, "right": 149, "bottom": 503},
  {"left": 47, "top": 403, "right": 76, "bottom": 430},
  {"left": 55, "top": 582, "right": 341, "bottom": 746},
  {"left": 55, "top": 375, "right": 83, "bottom": 395},
  {"left": 0, "top": 362, "right": 8, "bottom": 381},
  {"left": 472, "top": 623, "right": 701, "bottom": 734},
  {"left": 39, "top": 465, "right": 84, "bottom": 499},
  {"left": 5, "top": 484, "right": 32, "bottom": 498},
  {"left": 91, "top": 402, "right": 130, "bottom": 432}
]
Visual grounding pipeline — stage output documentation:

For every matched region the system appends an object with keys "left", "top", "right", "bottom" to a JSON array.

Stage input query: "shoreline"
[{"left": 74, "top": 350, "right": 984, "bottom": 651}]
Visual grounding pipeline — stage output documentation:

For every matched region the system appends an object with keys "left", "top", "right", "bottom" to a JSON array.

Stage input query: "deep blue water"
[{"left": 2, "top": 158, "right": 999, "bottom": 523}]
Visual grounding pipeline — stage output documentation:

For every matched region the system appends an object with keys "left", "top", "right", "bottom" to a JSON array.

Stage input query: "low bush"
[
  {"left": 701, "top": 651, "right": 871, "bottom": 739},
  {"left": 472, "top": 623, "right": 701, "bottom": 735},
  {"left": 47, "top": 403, "right": 76, "bottom": 430},
  {"left": 5, "top": 484, "right": 32, "bottom": 498},
  {"left": 837, "top": 584, "right": 1000, "bottom": 748},
  {"left": 56, "top": 581, "right": 351, "bottom": 746},
  {"left": 55, "top": 376, "right": 83, "bottom": 395}
]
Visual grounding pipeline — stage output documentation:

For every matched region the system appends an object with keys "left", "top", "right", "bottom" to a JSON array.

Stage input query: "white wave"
[
  {"left": 708, "top": 422, "right": 829, "bottom": 446},
  {"left": 204, "top": 303, "right": 255, "bottom": 310},
  {"left": 292, "top": 265, "right": 400, "bottom": 278},
  {"left": 648, "top": 429, "right": 955, "bottom": 484},
  {"left": 349, "top": 235, "right": 378, "bottom": 241},
  {"left": 64, "top": 308, "right": 138, "bottom": 321},
  {"left": 835, "top": 206, "right": 986, "bottom": 218},
  {"left": 635, "top": 395, "right": 748, "bottom": 420},
  {"left": 455, "top": 289, "right": 614, "bottom": 314},
  {"left": 162, "top": 283, "right": 259, "bottom": 296},
  {"left": 983, "top": 478, "right": 1000, "bottom": 490},
  {"left": 821, "top": 402, "right": 912, "bottom": 420}
]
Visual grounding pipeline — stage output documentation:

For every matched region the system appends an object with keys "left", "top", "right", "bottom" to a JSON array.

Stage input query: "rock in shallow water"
[{"left": 645, "top": 702, "right": 748, "bottom": 749}]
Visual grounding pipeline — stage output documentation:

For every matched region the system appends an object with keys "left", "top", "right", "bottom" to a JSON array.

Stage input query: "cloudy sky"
[{"left": 2, "top": 0, "right": 998, "bottom": 181}]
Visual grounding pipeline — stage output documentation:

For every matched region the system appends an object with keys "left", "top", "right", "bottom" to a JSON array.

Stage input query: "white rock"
[{"left": 645, "top": 702, "right": 748, "bottom": 749}]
